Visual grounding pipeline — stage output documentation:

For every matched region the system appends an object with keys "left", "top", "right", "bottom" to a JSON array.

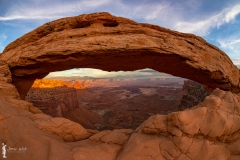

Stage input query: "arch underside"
[{"left": 1, "top": 12, "right": 239, "bottom": 99}]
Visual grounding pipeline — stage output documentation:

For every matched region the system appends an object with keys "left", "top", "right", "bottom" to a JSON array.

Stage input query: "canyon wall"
[
  {"left": 25, "top": 79, "right": 103, "bottom": 129},
  {"left": 32, "top": 79, "right": 85, "bottom": 89},
  {"left": 179, "top": 80, "right": 209, "bottom": 110},
  {"left": 25, "top": 86, "right": 79, "bottom": 117}
]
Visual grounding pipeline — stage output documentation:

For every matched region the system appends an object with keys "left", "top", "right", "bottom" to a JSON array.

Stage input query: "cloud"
[
  {"left": 217, "top": 33, "right": 240, "bottom": 58},
  {"left": 0, "top": 34, "right": 7, "bottom": 52},
  {"left": 112, "top": 1, "right": 170, "bottom": 21},
  {"left": 106, "top": 1, "right": 183, "bottom": 29},
  {"left": 138, "top": 69, "right": 157, "bottom": 72},
  {"left": 225, "top": 4, "right": 240, "bottom": 22},
  {"left": 110, "top": 1, "right": 240, "bottom": 39},
  {"left": 174, "top": 4, "right": 240, "bottom": 36},
  {"left": 0, "top": 0, "right": 177, "bottom": 29},
  {"left": 45, "top": 68, "right": 177, "bottom": 79},
  {"left": 218, "top": 38, "right": 240, "bottom": 50},
  {"left": 3, "top": 0, "right": 238, "bottom": 37},
  {"left": 0, "top": 0, "right": 110, "bottom": 21},
  {"left": 232, "top": 59, "right": 240, "bottom": 66}
]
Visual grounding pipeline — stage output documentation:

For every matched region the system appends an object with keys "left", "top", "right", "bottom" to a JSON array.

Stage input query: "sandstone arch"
[{"left": 1, "top": 12, "right": 239, "bottom": 99}]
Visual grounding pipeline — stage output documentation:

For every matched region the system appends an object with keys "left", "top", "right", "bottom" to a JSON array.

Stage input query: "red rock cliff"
[{"left": 26, "top": 86, "right": 79, "bottom": 117}]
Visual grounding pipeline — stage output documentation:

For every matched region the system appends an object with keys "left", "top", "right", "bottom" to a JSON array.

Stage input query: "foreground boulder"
[
  {"left": 1, "top": 85, "right": 240, "bottom": 159},
  {"left": 0, "top": 12, "right": 239, "bottom": 99}
]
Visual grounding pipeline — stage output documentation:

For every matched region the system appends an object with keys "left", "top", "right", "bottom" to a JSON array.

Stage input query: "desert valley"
[{"left": 25, "top": 77, "right": 208, "bottom": 130}]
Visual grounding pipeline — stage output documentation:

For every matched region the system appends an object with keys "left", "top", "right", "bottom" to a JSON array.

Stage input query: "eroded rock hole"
[
  {"left": 77, "top": 21, "right": 91, "bottom": 28},
  {"left": 25, "top": 68, "right": 208, "bottom": 131},
  {"left": 103, "top": 22, "right": 119, "bottom": 27}
]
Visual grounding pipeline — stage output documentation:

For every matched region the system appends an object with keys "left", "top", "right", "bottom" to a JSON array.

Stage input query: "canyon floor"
[
  {"left": 76, "top": 79, "right": 184, "bottom": 130},
  {"left": 26, "top": 78, "right": 207, "bottom": 130}
]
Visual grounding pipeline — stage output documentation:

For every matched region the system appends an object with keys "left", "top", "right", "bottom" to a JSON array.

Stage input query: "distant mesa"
[
  {"left": 0, "top": 12, "right": 239, "bottom": 100},
  {"left": 31, "top": 79, "right": 85, "bottom": 90},
  {"left": 45, "top": 75, "right": 96, "bottom": 80}
]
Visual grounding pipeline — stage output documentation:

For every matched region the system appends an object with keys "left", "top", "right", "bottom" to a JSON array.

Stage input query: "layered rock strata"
[
  {"left": 25, "top": 79, "right": 103, "bottom": 129},
  {"left": 25, "top": 86, "right": 79, "bottom": 117},
  {"left": 31, "top": 79, "right": 85, "bottom": 89}
]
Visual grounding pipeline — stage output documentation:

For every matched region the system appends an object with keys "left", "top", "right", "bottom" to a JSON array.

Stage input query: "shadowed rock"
[
  {"left": 0, "top": 12, "right": 239, "bottom": 99},
  {"left": 179, "top": 80, "right": 209, "bottom": 110}
]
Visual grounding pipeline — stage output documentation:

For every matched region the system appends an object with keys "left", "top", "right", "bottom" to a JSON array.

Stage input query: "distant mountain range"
[{"left": 44, "top": 75, "right": 185, "bottom": 81}]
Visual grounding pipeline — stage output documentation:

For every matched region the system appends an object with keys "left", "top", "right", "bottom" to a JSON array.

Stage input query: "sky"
[
  {"left": 0, "top": 0, "right": 240, "bottom": 79},
  {"left": 45, "top": 68, "right": 177, "bottom": 79}
]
